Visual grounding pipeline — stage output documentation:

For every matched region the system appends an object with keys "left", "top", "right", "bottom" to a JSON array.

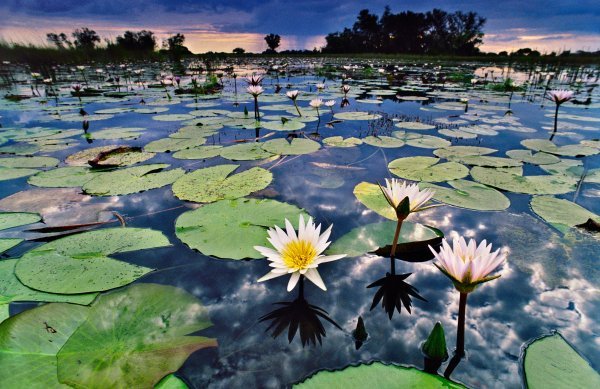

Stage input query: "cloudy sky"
[{"left": 0, "top": 0, "right": 598, "bottom": 53}]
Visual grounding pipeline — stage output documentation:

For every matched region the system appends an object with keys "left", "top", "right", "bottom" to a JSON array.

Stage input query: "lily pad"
[
  {"left": 56, "top": 283, "right": 217, "bottom": 388},
  {"left": 353, "top": 182, "right": 396, "bottom": 220},
  {"left": 0, "top": 166, "right": 39, "bottom": 181},
  {"left": 0, "top": 239, "right": 23, "bottom": 254},
  {"left": 66, "top": 145, "right": 154, "bottom": 167},
  {"left": 363, "top": 136, "right": 405, "bottom": 148},
  {"left": 521, "top": 139, "right": 599, "bottom": 157},
  {"left": 434, "top": 146, "right": 496, "bottom": 159},
  {"left": 220, "top": 143, "right": 276, "bottom": 161},
  {"left": 506, "top": 150, "right": 561, "bottom": 165},
  {"left": 173, "top": 164, "right": 272, "bottom": 203},
  {"left": 14, "top": 227, "right": 170, "bottom": 294},
  {"left": 0, "top": 212, "right": 41, "bottom": 230},
  {"left": 0, "top": 156, "right": 59, "bottom": 168},
  {"left": 261, "top": 138, "right": 320, "bottom": 155},
  {"left": 530, "top": 196, "right": 599, "bottom": 229},
  {"left": 295, "top": 362, "right": 465, "bottom": 388},
  {"left": 28, "top": 166, "right": 107, "bottom": 188},
  {"left": 392, "top": 131, "right": 451, "bottom": 149},
  {"left": 144, "top": 137, "right": 206, "bottom": 153},
  {"left": 172, "top": 145, "right": 223, "bottom": 160},
  {"left": 260, "top": 120, "right": 306, "bottom": 132},
  {"left": 395, "top": 122, "right": 436, "bottom": 130},
  {"left": 83, "top": 164, "right": 184, "bottom": 196},
  {"left": 388, "top": 156, "right": 469, "bottom": 182},
  {"left": 91, "top": 127, "right": 145, "bottom": 140},
  {"left": 334, "top": 112, "right": 382, "bottom": 121},
  {"left": 175, "top": 198, "right": 308, "bottom": 260},
  {"left": 323, "top": 136, "right": 363, "bottom": 148},
  {"left": 327, "top": 221, "right": 443, "bottom": 258},
  {"left": 419, "top": 180, "right": 510, "bottom": 211},
  {"left": 470, "top": 167, "right": 577, "bottom": 195},
  {"left": 522, "top": 333, "right": 600, "bottom": 389}
]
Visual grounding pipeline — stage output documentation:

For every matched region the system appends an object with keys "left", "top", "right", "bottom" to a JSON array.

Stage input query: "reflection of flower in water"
[{"left": 367, "top": 272, "right": 426, "bottom": 319}]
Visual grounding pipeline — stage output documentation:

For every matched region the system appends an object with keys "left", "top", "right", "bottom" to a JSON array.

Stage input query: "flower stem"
[
  {"left": 550, "top": 103, "right": 559, "bottom": 141},
  {"left": 456, "top": 292, "right": 468, "bottom": 357},
  {"left": 294, "top": 101, "right": 302, "bottom": 117},
  {"left": 389, "top": 219, "right": 404, "bottom": 275}
]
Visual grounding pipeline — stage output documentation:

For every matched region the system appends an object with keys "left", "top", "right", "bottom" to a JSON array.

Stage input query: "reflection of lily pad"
[
  {"left": 389, "top": 156, "right": 469, "bottom": 182},
  {"left": 83, "top": 164, "right": 184, "bottom": 196},
  {"left": 173, "top": 164, "right": 272, "bottom": 203},
  {"left": 15, "top": 228, "right": 170, "bottom": 294},
  {"left": 327, "top": 221, "right": 443, "bottom": 258},
  {"left": 530, "top": 196, "right": 598, "bottom": 230},
  {"left": 471, "top": 166, "right": 576, "bottom": 195},
  {"left": 295, "top": 362, "right": 464, "bottom": 388},
  {"left": 419, "top": 180, "right": 510, "bottom": 211},
  {"left": 522, "top": 333, "right": 600, "bottom": 389},
  {"left": 261, "top": 138, "right": 320, "bottom": 155},
  {"left": 175, "top": 198, "right": 308, "bottom": 260}
]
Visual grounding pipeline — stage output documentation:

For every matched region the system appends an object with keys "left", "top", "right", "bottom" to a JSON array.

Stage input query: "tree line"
[{"left": 323, "top": 7, "right": 486, "bottom": 55}]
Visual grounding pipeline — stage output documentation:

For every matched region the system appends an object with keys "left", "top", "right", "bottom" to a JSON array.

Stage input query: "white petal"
[
  {"left": 287, "top": 272, "right": 301, "bottom": 292},
  {"left": 304, "top": 268, "right": 327, "bottom": 291},
  {"left": 257, "top": 270, "right": 285, "bottom": 283}
]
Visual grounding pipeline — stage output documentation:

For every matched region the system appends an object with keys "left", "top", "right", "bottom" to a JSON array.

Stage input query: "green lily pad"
[
  {"left": 0, "top": 143, "right": 40, "bottom": 155},
  {"left": 91, "top": 127, "right": 145, "bottom": 140},
  {"left": 0, "top": 239, "right": 23, "bottom": 254},
  {"left": 261, "top": 138, "right": 320, "bottom": 155},
  {"left": 0, "top": 302, "right": 90, "bottom": 388},
  {"left": 0, "top": 212, "right": 41, "bottom": 230},
  {"left": 28, "top": 167, "right": 106, "bottom": 188},
  {"left": 260, "top": 120, "right": 306, "bottom": 132},
  {"left": 56, "top": 283, "right": 217, "bottom": 388},
  {"left": 522, "top": 333, "right": 600, "bottom": 389},
  {"left": 363, "top": 136, "right": 405, "bottom": 148},
  {"left": 434, "top": 146, "right": 496, "bottom": 159},
  {"left": 155, "top": 374, "right": 189, "bottom": 389},
  {"left": 521, "top": 139, "right": 599, "bottom": 157},
  {"left": 393, "top": 131, "right": 451, "bottom": 149},
  {"left": 152, "top": 113, "right": 195, "bottom": 122},
  {"left": 175, "top": 198, "right": 308, "bottom": 260},
  {"left": 438, "top": 128, "right": 477, "bottom": 139},
  {"left": 295, "top": 362, "right": 465, "bottom": 388},
  {"left": 172, "top": 145, "right": 224, "bottom": 160},
  {"left": 323, "top": 136, "right": 363, "bottom": 148},
  {"left": 395, "top": 122, "right": 436, "bottom": 130},
  {"left": 353, "top": 182, "right": 396, "bottom": 220},
  {"left": 220, "top": 143, "right": 276, "bottom": 161},
  {"left": 0, "top": 259, "right": 97, "bottom": 307},
  {"left": 419, "top": 180, "right": 510, "bottom": 211},
  {"left": 83, "top": 164, "right": 184, "bottom": 196},
  {"left": 327, "top": 221, "right": 443, "bottom": 258},
  {"left": 334, "top": 112, "right": 382, "bottom": 121},
  {"left": 173, "top": 164, "right": 272, "bottom": 203},
  {"left": 388, "top": 156, "right": 469, "bottom": 182},
  {"left": 506, "top": 150, "right": 561, "bottom": 165},
  {"left": 0, "top": 167, "right": 39, "bottom": 181},
  {"left": 14, "top": 228, "right": 170, "bottom": 294},
  {"left": 530, "top": 196, "right": 599, "bottom": 229},
  {"left": 66, "top": 145, "right": 154, "bottom": 167},
  {"left": 470, "top": 166, "right": 577, "bottom": 195},
  {"left": 0, "top": 156, "right": 59, "bottom": 168},
  {"left": 446, "top": 155, "right": 522, "bottom": 168},
  {"left": 144, "top": 137, "right": 206, "bottom": 153}
]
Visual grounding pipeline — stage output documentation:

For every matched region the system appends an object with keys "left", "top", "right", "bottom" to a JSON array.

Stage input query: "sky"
[{"left": 0, "top": 0, "right": 598, "bottom": 53}]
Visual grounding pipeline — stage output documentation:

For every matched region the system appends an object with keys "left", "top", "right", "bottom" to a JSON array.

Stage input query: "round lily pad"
[
  {"left": 363, "top": 136, "right": 405, "bottom": 148},
  {"left": 220, "top": 143, "right": 276, "bottom": 161},
  {"left": 173, "top": 164, "right": 272, "bottom": 203},
  {"left": 0, "top": 212, "right": 41, "bottom": 230},
  {"left": 83, "top": 164, "right": 184, "bottom": 196},
  {"left": 389, "top": 156, "right": 469, "bottom": 182},
  {"left": 28, "top": 166, "right": 107, "bottom": 188},
  {"left": 0, "top": 167, "right": 39, "bottom": 181},
  {"left": 419, "top": 180, "right": 510, "bottom": 211},
  {"left": 172, "top": 146, "right": 223, "bottom": 160},
  {"left": 175, "top": 198, "right": 308, "bottom": 259},
  {"left": 334, "top": 112, "right": 382, "bottom": 121},
  {"left": 392, "top": 131, "right": 451, "bottom": 149},
  {"left": 395, "top": 122, "right": 436, "bottom": 130},
  {"left": 261, "top": 138, "right": 320, "bottom": 155},
  {"left": 470, "top": 167, "right": 577, "bottom": 195},
  {"left": 353, "top": 182, "right": 396, "bottom": 220},
  {"left": 260, "top": 120, "right": 306, "bottom": 132},
  {"left": 521, "top": 139, "right": 599, "bottom": 157},
  {"left": 530, "top": 196, "right": 598, "bottom": 228},
  {"left": 144, "top": 137, "right": 206, "bottom": 153},
  {"left": 434, "top": 146, "right": 496, "bottom": 159},
  {"left": 323, "top": 136, "right": 363, "bottom": 148},
  {"left": 14, "top": 227, "right": 170, "bottom": 294},
  {"left": 66, "top": 145, "right": 154, "bottom": 167},
  {"left": 0, "top": 156, "right": 59, "bottom": 168},
  {"left": 506, "top": 150, "right": 561, "bottom": 165}
]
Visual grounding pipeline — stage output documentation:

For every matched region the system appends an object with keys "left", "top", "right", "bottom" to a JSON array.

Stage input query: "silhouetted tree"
[
  {"left": 72, "top": 28, "right": 101, "bottom": 50},
  {"left": 233, "top": 47, "right": 246, "bottom": 54},
  {"left": 115, "top": 30, "right": 156, "bottom": 52},
  {"left": 46, "top": 32, "right": 72, "bottom": 49},
  {"left": 264, "top": 33, "right": 281, "bottom": 53}
]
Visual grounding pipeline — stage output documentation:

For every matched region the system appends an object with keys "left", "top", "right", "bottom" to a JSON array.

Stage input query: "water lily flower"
[
  {"left": 286, "top": 90, "right": 299, "bottom": 100},
  {"left": 30, "top": 72, "right": 41, "bottom": 79},
  {"left": 546, "top": 89, "right": 574, "bottom": 141},
  {"left": 341, "top": 85, "right": 351, "bottom": 94},
  {"left": 309, "top": 98, "right": 323, "bottom": 108},
  {"left": 324, "top": 100, "right": 336, "bottom": 107},
  {"left": 380, "top": 178, "right": 436, "bottom": 218},
  {"left": 316, "top": 83, "right": 325, "bottom": 90},
  {"left": 76, "top": 65, "right": 85, "bottom": 71},
  {"left": 246, "top": 74, "right": 264, "bottom": 86},
  {"left": 546, "top": 89, "right": 574, "bottom": 105},
  {"left": 255, "top": 215, "right": 346, "bottom": 291},
  {"left": 430, "top": 237, "right": 505, "bottom": 294},
  {"left": 247, "top": 85, "right": 264, "bottom": 97},
  {"left": 71, "top": 84, "right": 82, "bottom": 92}
]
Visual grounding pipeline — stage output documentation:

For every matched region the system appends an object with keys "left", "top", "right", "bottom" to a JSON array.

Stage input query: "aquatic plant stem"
[
  {"left": 253, "top": 96, "right": 260, "bottom": 121},
  {"left": 389, "top": 218, "right": 404, "bottom": 275},
  {"left": 456, "top": 292, "right": 468, "bottom": 357},
  {"left": 550, "top": 103, "right": 560, "bottom": 141}
]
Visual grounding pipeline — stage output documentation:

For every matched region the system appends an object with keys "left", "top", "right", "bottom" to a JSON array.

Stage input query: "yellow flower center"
[{"left": 281, "top": 239, "right": 317, "bottom": 270}]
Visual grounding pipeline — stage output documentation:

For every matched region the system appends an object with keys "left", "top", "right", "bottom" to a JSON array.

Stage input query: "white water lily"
[
  {"left": 316, "top": 83, "right": 325, "bottom": 90},
  {"left": 324, "top": 100, "right": 336, "bottom": 107},
  {"left": 246, "top": 74, "right": 264, "bottom": 86},
  {"left": 430, "top": 237, "right": 506, "bottom": 293},
  {"left": 546, "top": 89, "right": 573, "bottom": 105},
  {"left": 341, "top": 85, "right": 351, "bottom": 94},
  {"left": 309, "top": 98, "right": 323, "bottom": 108},
  {"left": 286, "top": 90, "right": 299, "bottom": 100},
  {"left": 255, "top": 215, "right": 346, "bottom": 291},
  {"left": 380, "top": 178, "right": 436, "bottom": 215},
  {"left": 247, "top": 85, "right": 264, "bottom": 97}
]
